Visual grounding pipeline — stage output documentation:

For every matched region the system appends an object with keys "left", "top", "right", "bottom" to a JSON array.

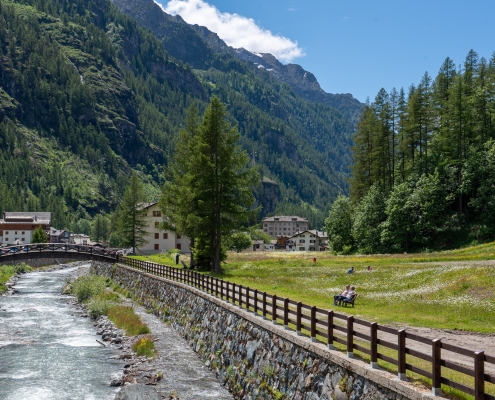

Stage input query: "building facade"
[
  {"left": 0, "top": 212, "right": 51, "bottom": 245},
  {"left": 286, "top": 230, "right": 328, "bottom": 251},
  {"left": 138, "top": 203, "right": 190, "bottom": 254},
  {"left": 261, "top": 216, "right": 309, "bottom": 237}
]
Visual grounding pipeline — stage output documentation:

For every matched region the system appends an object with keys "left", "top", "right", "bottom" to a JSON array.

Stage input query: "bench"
[{"left": 339, "top": 293, "right": 357, "bottom": 308}]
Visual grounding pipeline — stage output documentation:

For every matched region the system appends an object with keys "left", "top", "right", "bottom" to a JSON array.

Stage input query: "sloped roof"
[{"left": 2, "top": 212, "right": 51, "bottom": 225}]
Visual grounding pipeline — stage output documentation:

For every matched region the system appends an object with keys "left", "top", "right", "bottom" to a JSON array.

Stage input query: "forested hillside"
[
  {"left": 0, "top": 0, "right": 357, "bottom": 231},
  {"left": 326, "top": 50, "right": 495, "bottom": 253}
]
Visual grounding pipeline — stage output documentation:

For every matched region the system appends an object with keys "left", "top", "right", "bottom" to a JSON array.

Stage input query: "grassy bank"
[
  {"left": 216, "top": 248, "right": 495, "bottom": 333},
  {"left": 68, "top": 275, "right": 153, "bottom": 355},
  {"left": 128, "top": 242, "right": 495, "bottom": 333},
  {"left": 0, "top": 263, "right": 32, "bottom": 293}
]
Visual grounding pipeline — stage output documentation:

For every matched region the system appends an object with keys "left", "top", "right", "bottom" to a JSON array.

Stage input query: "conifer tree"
[
  {"left": 118, "top": 172, "right": 149, "bottom": 253},
  {"left": 161, "top": 97, "right": 259, "bottom": 273}
]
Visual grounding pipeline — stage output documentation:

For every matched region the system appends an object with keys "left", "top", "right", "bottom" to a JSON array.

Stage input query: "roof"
[
  {"left": 2, "top": 212, "right": 51, "bottom": 225},
  {"left": 137, "top": 202, "right": 158, "bottom": 210},
  {"left": 49, "top": 227, "right": 67, "bottom": 236},
  {"left": 289, "top": 230, "right": 328, "bottom": 239},
  {"left": 262, "top": 216, "right": 308, "bottom": 222}
]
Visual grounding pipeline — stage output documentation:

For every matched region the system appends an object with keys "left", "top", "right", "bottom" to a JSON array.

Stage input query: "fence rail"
[
  {"left": 119, "top": 256, "right": 494, "bottom": 399},
  {"left": 0, "top": 243, "right": 119, "bottom": 259}
]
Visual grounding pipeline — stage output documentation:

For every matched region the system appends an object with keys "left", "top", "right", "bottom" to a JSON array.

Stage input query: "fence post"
[
  {"left": 347, "top": 316, "right": 354, "bottom": 357},
  {"left": 253, "top": 289, "right": 258, "bottom": 315},
  {"left": 370, "top": 323, "right": 378, "bottom": 367},
  {"left": 262, "top": 292, "right": 267, "bottom": 319},
  {"left": 238, "top": 285, "right": 243, "bottom": 308},
  {"left": 398, "top": 329, "right": 406, "bottom": 380},
  {"left": 272, "top": 295, "right": 277, "bottom": 324},
  {"left": 246, "top": 287, "right": 250, "bottom": 311},
  {"left": 310, "top": 306, "right": 316, "bottom": 341},
  {"left": 432, "top": 339, "right": 442, "bottom": 395},
  {"left": 284, "top": 298, "right": 289, "bottom": 329},
  {"left": 215, "top": 278, "right": 218, "bottom": 297},
  {"left": 296, "top": 302, "right": 302, "bottom": 335},
  {"left": 327, "top": 311, "right": 334, "bottom": 349},
  {"left": 220, "top": 279, "right": 224, "bottom": 300},
  {"left": 474, "top": 351, "right": 485, "bottom": 400},
  {"left": 226, "top": 281, "right": 230, "bottom": 303}
]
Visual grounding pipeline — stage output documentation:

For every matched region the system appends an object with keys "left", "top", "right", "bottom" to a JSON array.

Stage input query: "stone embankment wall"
[{"left": 91, "top": 261, "right": 439, "bottom": 400}]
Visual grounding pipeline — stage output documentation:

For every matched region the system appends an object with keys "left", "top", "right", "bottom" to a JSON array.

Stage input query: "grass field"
[{"left": 133, "top": 242, "right": 495, "bottom": 333}]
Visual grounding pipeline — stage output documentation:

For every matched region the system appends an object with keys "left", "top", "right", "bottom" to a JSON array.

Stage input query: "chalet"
[
  {"left": 70, "top": 233, "right": 91, "bottom": 245},
  {"left": 0, "top": 212, "right": 51, "bottom": 245},
  {"left": 49, "top": 227, "right": 70, "bottom": 243},
  {"left": 286, "top": 230, "right": 329, "bottom": 252},
  {"left": 262, "top": 216, "right": 309, "bottom": 237},
  {"left": 138, "top": 202, "right": 190, "bottom": 254}
]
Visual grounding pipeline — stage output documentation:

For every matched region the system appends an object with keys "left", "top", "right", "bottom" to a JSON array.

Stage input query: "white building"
[
  {"left": 286, "top": 230, "right": 328, "bottom": 251},
  {"left": 0, "top": 212, "right": 51, "bottom": 245},
  {"left": 70, "top": 233, "right": 91, "bottom": 245},
  {"left": 262, "top": 216, "right": 309, "bottom": 237},
  {"left": 138, "top": 203, "right": 190, "bottom": 254}
]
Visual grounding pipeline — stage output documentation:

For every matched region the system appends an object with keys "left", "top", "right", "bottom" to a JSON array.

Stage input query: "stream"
[{"left": 0, "top": 265, "right": 122, "bottom": 400}]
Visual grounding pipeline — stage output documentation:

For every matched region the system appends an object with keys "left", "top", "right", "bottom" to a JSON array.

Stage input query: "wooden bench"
[{"left": 339, "top": 293, "right": 357, "bottom": 308}]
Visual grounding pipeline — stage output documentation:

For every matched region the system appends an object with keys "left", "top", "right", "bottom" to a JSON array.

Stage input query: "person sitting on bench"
[
  {"left": 333, "top": 285, "right": 350, "bottom": 305},
  {"left": 334, "top": 286, "right": 356, "bottom": 305}
]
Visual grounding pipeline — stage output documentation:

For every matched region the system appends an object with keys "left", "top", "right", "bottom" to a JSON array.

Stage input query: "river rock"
[{"left": 114, "top": 384, "right": 161, "bottom": 400}]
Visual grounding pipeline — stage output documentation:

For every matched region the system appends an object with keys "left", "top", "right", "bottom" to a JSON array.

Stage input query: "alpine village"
[{"left": 1, "top": 0, "right": 495, "bottom": 400}]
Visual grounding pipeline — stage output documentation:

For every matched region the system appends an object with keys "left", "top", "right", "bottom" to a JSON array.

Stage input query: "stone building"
[{"left": 261, "top": 216, "right": 309, "bottom": 237}]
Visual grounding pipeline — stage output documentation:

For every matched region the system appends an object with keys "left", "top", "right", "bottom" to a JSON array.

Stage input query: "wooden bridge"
[{"left": 0, "top": 243, "right": 119, "bottom": 264}]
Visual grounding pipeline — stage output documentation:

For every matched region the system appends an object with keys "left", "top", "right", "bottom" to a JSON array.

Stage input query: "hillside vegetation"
[
  {"left": 0, "top": 0, "right": 357, "bottom": 229},
  {"left": 325, "top": 51, "right": 495, "bottom": 253}
]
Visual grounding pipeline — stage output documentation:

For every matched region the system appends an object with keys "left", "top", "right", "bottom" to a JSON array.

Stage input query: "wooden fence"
[{"left": 120, "top": 257, "right": 495, "bottom": 400}]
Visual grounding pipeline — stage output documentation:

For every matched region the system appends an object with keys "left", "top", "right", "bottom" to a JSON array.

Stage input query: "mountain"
[
  {"left": 112, "top": 0, "right": 363, "bottom": 126},
  {"left": 0, "top": 0, "right": 361, "bottom": 229}
]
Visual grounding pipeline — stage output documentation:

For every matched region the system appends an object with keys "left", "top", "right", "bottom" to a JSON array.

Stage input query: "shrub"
[
  {"left": 132, "top": 336, "right": 156, "bottom": 357},
  {"left": 70, "top": 275, "right": 106, "bottom": 302},
  {"left": 87, "top": 299, "right": 112, "bottom": 319}
]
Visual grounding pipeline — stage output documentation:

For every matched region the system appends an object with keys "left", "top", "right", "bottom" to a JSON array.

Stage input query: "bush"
[
  {"left": 70, "top": 275, "right": 107, "bottom": 302},
  {"left": 87, "top": 299, "right": 112, "bottom": 319},
  {"left": 132, "top": 336, "right": 156, "bottom": 357}
]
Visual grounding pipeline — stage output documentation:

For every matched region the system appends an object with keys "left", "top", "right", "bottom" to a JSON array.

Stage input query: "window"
[
  {"left": 176, "top": 243, "right": 181, "bottom": 250},
  {"left": 154, "top": 222, "right": 159, "bottom": 228},
  {"left": 177, "top": 234, "right": 181, "bottom": 239},
  {"left": 264, "top": 224, "right": 267, "bottom": 227},
  {"left": 15, "top": 231, "right": 17, "bottom": 234},
  {"left": 310, "top": 240, "right": 316, "bottom": 243},
  {"left": 299, "top": 247, "right": 305, "bottom": 251},
  {"left": 5, "top": 231, "right": 8, "bottom": 234},
  {"left": 299, "top": 239, "right": 305, "bottom": 243},
  {"left": 22, "top": 231, "right": 25, "bottom": 234},
  {"left": 152, "top": 211, "right": 161, "bottom": 217},
  {"left": 163, "top": 233, "right": 168, "bottom": 239},
  {"left": 154, "top": 233, "right": 159, "bottom": 239},
  {"left": 154, "top": 244, "right": 159, "bottom": 250},
  {"left": 22, "top": 238, "right": 25, "bottom": 241}
]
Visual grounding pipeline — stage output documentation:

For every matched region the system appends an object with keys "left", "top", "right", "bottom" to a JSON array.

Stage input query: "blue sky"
[{"left": 158, "top": 0, "right": 495, "bottom": 103}]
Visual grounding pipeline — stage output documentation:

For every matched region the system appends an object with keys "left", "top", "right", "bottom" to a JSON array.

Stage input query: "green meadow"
[{"left": 134, "top": 242, "right": 495, "bottom": 333}]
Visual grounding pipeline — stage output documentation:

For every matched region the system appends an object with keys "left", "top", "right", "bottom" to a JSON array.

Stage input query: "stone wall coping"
[{"left": 116, "top": 263, "right": 442, "bottom": 400}]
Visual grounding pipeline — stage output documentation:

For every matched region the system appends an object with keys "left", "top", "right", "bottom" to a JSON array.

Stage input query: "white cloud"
[{"left": 162, "top": 0, "right": 305, "bottom": 63}]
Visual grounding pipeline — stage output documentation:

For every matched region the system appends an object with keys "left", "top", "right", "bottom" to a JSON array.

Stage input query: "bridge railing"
[
  {"left": 0, "top": 243, "right": 118, "bottom": 259},
  {"left": 119, "top": 256, "right": 494, "bottom": 399}
]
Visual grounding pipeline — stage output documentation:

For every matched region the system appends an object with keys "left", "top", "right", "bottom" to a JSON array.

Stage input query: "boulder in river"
[{"left": 114, "top": 384, "right": 162, "bottom": 400}]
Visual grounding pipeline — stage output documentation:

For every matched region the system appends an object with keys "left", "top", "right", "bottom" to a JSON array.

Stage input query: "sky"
[{"left": 157, "top": 0, "right": 495, "bottom": 103}]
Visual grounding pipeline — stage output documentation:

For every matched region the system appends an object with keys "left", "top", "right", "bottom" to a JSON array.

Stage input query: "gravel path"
[{"left": 126, "top": 303, "right": 232, "bottom": 400}]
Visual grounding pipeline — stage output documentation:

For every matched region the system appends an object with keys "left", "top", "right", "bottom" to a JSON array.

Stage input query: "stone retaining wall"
[{"left": 91, "top": 261, "right": 439, "bottom": 400}]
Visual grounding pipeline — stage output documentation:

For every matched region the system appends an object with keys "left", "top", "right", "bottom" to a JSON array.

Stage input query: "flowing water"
[{"left": 0, "top": 265, "right": 122, "bottom": 400}]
